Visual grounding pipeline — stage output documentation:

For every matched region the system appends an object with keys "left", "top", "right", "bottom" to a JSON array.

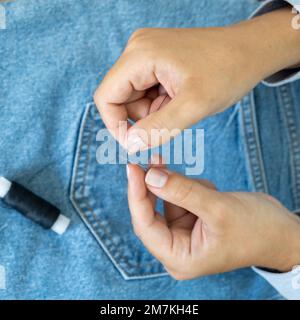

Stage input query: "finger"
[
  {"left": 149, "top": 154, "right": 192, "bottom": 226},
  {"left": 126, "top": 90, "right": 146, "bottom": 103},
  {"left": 164, "top": 174, "right": 197, "bottom": 229},
  {"left": 196, "top": 179, "right": 217, "bottom": 191},
  {"left": 95, "top": 53, "right": 158, "bottom": 105},
  {"left": 126, "top": 98, "right": 152, "bottom": 122},
  {"left": 149, "top": 95, "right": 171, "bottom": 113},
  {"left": 126, "top": 164, "right": 172, "bottom": 261},
  {"left": 147, "top": 154, "right": 166, "bottom": 207},
  {"left": 164, "top": 201, "right": 195, "bottom": 229},
  {"left": 126, "top": 94, "right": 170, "bottom": 122},
  {"left": 94, "top": 53, "right": 159, "bottom": 146},
  {"left": 126, "top": 91, "right": 197, "bottom": 154},
  {"left": 148, "top": 190, "right": 157, "bottom": 209},
  {"left": 144, "top": 168, "right": 223, "bottom": 222}
]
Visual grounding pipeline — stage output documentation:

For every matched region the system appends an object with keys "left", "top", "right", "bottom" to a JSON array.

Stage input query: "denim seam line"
[
  {"left": 70, "top": 103, "right": 167, "bottom": 280},
  {"left": 241, "top": 91, "right": 269, "bottom": 193},
  {"left": 277, "top": 85, "right": 300, "bottom": 210}
]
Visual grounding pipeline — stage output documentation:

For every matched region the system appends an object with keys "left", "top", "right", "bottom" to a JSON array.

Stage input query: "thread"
[{"left": 0, "top": 177, "right": 70, "bottom": 235}]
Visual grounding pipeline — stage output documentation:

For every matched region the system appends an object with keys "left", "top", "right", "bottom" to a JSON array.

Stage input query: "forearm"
[{"left": 232, "top": 7, "right": 300, "bottom": 82}]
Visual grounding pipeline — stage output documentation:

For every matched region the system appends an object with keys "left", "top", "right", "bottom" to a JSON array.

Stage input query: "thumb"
[
  {"left": 144, "top": 167, "right": 222, "bottom": 222},
  {"left": 126, "top": 92, "right": 199, "bottom": 154}
]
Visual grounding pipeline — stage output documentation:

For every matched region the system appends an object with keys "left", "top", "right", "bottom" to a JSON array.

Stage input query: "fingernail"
[
  {"left": 145, "top": 168, "right": 168, "bottom": 188},
  {"left": 127, "top": 133, "right": 147, "bottom": 155}
]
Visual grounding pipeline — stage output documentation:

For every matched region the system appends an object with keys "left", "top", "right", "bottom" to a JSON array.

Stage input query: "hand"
[
  {"left": 94, "top": 8, "right": 300, "bottom": 153},
  {"left": 127, "top": 161, "right": 300, "bottom": 279}
]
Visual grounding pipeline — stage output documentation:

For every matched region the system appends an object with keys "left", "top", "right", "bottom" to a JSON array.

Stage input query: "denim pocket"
[
  {"left": 70, "top": 103, "right": 167, "bottom": 280},
  {"left": 240, "top": 84, "right": 300, "bottom": 213}
]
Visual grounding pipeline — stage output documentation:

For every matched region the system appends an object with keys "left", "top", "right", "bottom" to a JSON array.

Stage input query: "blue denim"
[{"left": 0, "top": 0, "right": 299, "bottom": 299}]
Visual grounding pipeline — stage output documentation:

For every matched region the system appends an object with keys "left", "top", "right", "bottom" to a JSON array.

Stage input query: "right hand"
[{"left": 127, "top": 161, "right": 300, "bottom": 279}]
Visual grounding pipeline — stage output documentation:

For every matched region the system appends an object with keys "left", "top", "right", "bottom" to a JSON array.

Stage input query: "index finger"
[
  {"left": 93, "top": 52, "right": 158, "bottom": 147},
  {"left": 127, "top": 164, "right": 172, "bottom": 262}
]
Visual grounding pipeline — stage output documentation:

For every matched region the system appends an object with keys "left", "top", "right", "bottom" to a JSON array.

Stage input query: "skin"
[
  {"left": 127, "top": 160, "right": 300, "bottom": 279},
  {"left": 94, "top": 7, "right": 300, "bottom": 277}
]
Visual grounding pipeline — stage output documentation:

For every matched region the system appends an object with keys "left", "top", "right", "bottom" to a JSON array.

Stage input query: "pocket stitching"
[
  {"left": 240, "top": 92, "right": 269, "bottom": 193},
  {"left": 277, "top": 85, "right": 300, "bottom": 211},
  {"left": 70, "top": 103, "right": 168, "bottom": 280}
]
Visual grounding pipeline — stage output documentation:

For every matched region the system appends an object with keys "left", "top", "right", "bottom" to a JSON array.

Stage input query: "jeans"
[{"left": 0, "top": 0, "right": 299, "bottom": 299}]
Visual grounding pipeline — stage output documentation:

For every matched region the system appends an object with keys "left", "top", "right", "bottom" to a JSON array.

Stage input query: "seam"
[
  {"left": 81, "top": 119, "right": 163, "bottom": 270},
  {"left": 277, "top": 85, "right": 300, "bottom": 209},
  {"left": 241, "top": 92, "right": 269, "bottom": 193},
  {"left": 70, "top": 103, "right": 167, "bottom": 280}
]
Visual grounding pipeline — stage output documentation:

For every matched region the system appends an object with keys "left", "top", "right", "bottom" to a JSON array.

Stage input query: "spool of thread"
[{"left": 0, "top": 177, "right": 70, "bottom": 235}]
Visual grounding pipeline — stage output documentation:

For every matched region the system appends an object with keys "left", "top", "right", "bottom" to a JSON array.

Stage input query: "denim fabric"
[{"left": 0, "top": 0, "right": 298, "bottom": 299}]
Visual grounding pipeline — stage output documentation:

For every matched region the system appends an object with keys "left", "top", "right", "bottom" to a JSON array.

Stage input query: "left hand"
[
  {"left": 94, "top": 8, "right": 300, "bottom": 153},
  {"left": 127, "top": 161, "right": 300, "bottom": 280}
]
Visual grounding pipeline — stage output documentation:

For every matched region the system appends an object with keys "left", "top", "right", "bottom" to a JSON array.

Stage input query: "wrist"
[
  {"left": 232, "top": 7, "right": 300, "bottom": 82},
  {"left": 273, "top": 215, "right": 300, "bottom": 273}
]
